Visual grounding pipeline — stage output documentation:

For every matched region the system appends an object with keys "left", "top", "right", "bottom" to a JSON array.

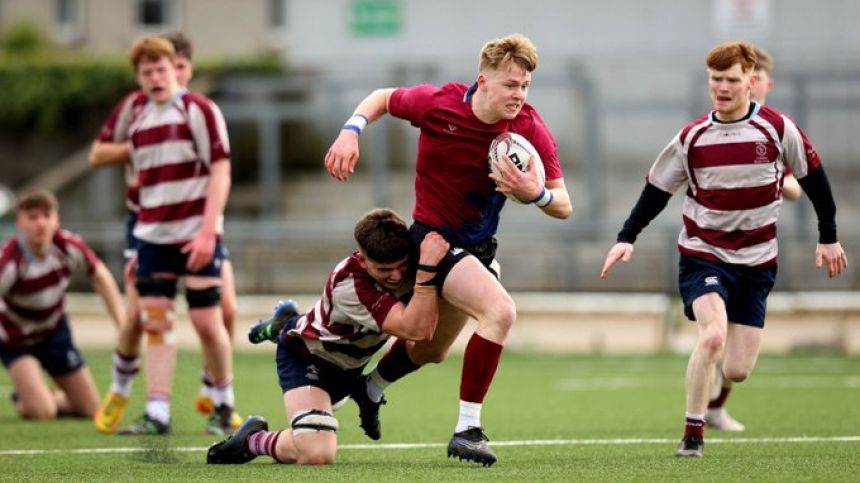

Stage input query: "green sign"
[{"left": 351, "top": 0, "right": 401, "bottom": 37}]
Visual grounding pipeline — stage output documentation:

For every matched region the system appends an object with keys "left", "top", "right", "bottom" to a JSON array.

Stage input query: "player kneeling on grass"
[
  {"left": 0, "top": 190, "right": 125, "bottom": 421},
  {"left": 207, "top": 208, "right": 448, "bottom": 465}
]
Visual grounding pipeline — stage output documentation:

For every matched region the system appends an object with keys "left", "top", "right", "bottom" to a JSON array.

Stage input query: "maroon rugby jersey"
[{"left": 389, "top": 82, "right": 563, "bottom": 244}]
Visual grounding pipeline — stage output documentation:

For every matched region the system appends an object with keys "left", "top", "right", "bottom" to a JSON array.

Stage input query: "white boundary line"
[{"left": 1, "top": 435, "right": 858, "bottom": 456}]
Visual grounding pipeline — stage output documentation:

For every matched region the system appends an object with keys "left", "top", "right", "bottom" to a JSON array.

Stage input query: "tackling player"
[
  {"left": 207, "top": 208, "right": 448, "bottom": 466},
  {"left": 601, "top": 41, "right": 847, "bottom": 457},
  {"left": 324, "top": 33, "right": 572, "bottom": 466},
  {"left": 0, "top": 190, "right": 125, "bottom": 420}
]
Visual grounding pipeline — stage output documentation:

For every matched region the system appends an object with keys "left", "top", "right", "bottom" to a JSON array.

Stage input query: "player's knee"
[
  {"left": 409, "top": 345, "right": 449, "bottom": 364},
  {"left": 700, "top": 328, "right": 726, "bottom": 355},
  {"left": 296, "top": 445, "right": 336, "bottom": 466},
  {"left": 482, "top": 293, "right": 516, "bottom": 336},
  {"left": 186, "top": 286, "right": 221, "bottom": 309},
  {"left": 724, "top": 367, "right": 751, "bottom": 383},
  {"left": 140, "top": 299, "right": 176, "bottom": 344},
  {"left": 19, "top": 400, "right": 57, "bottom": 421}
]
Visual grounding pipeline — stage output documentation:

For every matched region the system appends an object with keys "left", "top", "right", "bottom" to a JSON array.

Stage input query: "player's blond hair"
[
  {"left": 479, "top": 33, "right": 538, "bottom": 73},
  {"left": 753, "top": 46, "right": 774, "bottom": 74},
  {"left": 129, "top": 35, "right": 175, "bottom": 69},
  {"left": 706, "top": 41, "right": 757, "bottom": 73}
]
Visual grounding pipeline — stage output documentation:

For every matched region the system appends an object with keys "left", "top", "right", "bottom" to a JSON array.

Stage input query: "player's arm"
[
  {"left": 782, "top": 173, "right": 802, "bottom": 201},
  {"left": 536, "top": 177, "right": 572, "bottom": 220},
  {"left": 89, "top": 140, "right": 131, "bottom": 167},
  {"left": 600, "top": 183, "right": 672, "bottom": 279},
  {"left": 89, "top": 261, "right": 126, "bottom": 329},
  {"left": 380, "top": 232, "right": 449, "bottom": 342},
  {"left": 324, "top": 88, "right": 397, "bottom": 182},
  {"left": 184, "top": 160, "right": 230, "bottom": 272},
  {"left": 796, "top": 167, "right": 848, "bottom": 277}
]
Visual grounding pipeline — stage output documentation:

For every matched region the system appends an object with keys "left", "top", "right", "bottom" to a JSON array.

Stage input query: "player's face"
[
  {"left": 360, "top": 255, "right": 409, "bottom": 291},
  {"left": 174, "top": 55, "right": 193, "bottom": 88},
  {"left": 708, "top": 63, "right": 755, "bottom": 121},
  {"left": 481, "top": 61, "right": 531, "bottom": 120},
  {"left": 136, "top": 56, "right": 179, "bottom": 104},
  {"left": 16, "top": 208, "right": 59, "bottom": 250},
  {"left": 750, "top": 68, "right": 773, "bottom": 104}
]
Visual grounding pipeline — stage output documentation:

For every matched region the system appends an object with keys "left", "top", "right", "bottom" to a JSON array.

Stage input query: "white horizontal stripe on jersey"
[
  {"left": 132, "top": 140, "right": 198, "bottom": 171},
  {"left": 139, "top": 177, "right": 208, "bottom": 208},
  {"left": 134, "top": 215, "right": 204, "bottom": 245},
  {"left": 8, "top": 283, "right": 67, "bottom": 309},
  {"left": 693, "top": 162, "right": 784, "bottom": 190},
  {"left": 682, "top": 197, "right": 780, "bottom": 232}
]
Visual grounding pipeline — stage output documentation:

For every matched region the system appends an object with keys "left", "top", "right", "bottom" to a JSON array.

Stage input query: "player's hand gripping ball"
[{"left": 488, "top": 132, "right": 545, "bottom": 203}]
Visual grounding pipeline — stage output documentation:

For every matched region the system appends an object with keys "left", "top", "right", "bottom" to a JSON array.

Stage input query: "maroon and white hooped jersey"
[
  {"left": 0, "top": 231, "right": 99, "bottom": 347},
  {"left": 286, "top": 252, "right": 404, "bottom": 370},
  {"left": 648, "top": 103, "right": 821, "bottom": 267},
  {"left": 97, "top": 90, "right": 230, "bottom": 245}
]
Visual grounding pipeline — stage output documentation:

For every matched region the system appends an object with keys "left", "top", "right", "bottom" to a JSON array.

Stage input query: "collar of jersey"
[
  {"left": 710, "top": 101, "right": 760, "bottom": 125},
  {"left": 463, "top": 82, "right": 478, "bottom": 102}
]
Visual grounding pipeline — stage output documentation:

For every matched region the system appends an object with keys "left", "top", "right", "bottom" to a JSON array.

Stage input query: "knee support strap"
[
  {"left": 291, "top": 409, "right": 339, "bottom": 435},
  {"left": 186, "top": 286, "right": 221, "bottom": 308}
]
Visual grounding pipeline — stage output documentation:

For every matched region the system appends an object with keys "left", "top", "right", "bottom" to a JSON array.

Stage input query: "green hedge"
[{"left": 0, "top": 53, "right": 282, "bottom": 134}]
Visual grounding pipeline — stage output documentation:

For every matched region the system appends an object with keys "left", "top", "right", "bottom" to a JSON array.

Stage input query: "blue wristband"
[{"left": 342, "top": 125, "right": 362, "bottom": 134}]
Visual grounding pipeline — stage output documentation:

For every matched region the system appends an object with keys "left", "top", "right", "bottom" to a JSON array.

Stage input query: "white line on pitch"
[{"left": 1, "top": 435, "right": 859, "bottom": 456}]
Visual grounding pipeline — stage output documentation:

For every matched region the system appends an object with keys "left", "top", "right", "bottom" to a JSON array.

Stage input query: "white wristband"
[
  {"left": 532, "top": 187, "right": 553, "bottom": 208},
  {"left": 343, "top": 113, "right": 369, "bottom": 135}
]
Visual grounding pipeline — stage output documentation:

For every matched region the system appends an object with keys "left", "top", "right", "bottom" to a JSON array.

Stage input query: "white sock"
[
  {"left": 367, "top": 370, "right": 391, "bottom": 403},
  {"left": 110, "top": 352, "right": 139, "bottom": 398},
  {"left": 199, "top": 370, "right": 213, "bottom": 399},
  {"left": 455, "top": 400, "right": 482, "bottom": 433},
  {"left": 210, "top": 381, "right": 235, "bottom": 409},
  {"left": 146, "top": 399, "right": 170, "bottom": 425},
  {"left": 686, "top": 412, "right": 705, "bottom": 422}
]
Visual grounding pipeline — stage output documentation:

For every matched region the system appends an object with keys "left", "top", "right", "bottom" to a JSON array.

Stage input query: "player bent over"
[
  {"left": 207, "top": 208, "right": 448, "bottom": 465},
  {"left": 0, "top": 190, "right": 125, "bottom": 420},
  {"left": 323, "top": 33, "right": 572, "bottom": 466},
  {"left": 601, "top": 41, "right": 847, "bottom": 457}
]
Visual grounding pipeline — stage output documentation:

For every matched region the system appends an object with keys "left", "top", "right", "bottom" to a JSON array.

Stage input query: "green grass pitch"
[{"left": 1, "top": 350, "right": 858, "bottom": 481}]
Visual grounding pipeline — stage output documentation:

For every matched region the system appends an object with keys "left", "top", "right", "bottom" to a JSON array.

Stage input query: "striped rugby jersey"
[
  {"left": 648, "top": 103, "right": 821, "bottom": 267},
  {"left": 286, "top": 252, "right": 406, "bottom": 370},
  {"left": 97, "top": 90, "right": 230, "bottom": 245},
  {"left": 0, "top": 231, "right": 99, "bottom": 347}
]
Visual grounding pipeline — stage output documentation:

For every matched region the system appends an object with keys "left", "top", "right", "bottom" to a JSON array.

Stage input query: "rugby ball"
[{"left": 488, "top": 132, "right": 545, "bottom": 203}]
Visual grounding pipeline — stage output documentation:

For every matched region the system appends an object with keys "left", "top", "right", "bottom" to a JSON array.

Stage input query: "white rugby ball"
[{"left": 488, "top": 132, "right": 545, "bottom": 203}]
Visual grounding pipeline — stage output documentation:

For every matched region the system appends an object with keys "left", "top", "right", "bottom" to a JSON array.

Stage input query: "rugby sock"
[
  {"left": 684, "top": 413, "right": 705, "bottom": 439},
  {"left": 459, "top": 333, "right": 503, "bottom": 404},
  {"left": 146, "top": 396, "right": 171, "bottom": 425},
  {"left": 370, "top": 339, "right": 421, "bottom": 402},
  {"left": 247, "top": 430, "right": 283, "bottom": 460},
  {"left": 708, "top": 385, "right": 732, "bottom": 409},
  {"left": 110, "top": 351, "right": 140, "bottom": 398},
  {"left": 210, "top": 379, "right": 235, "bottom": 409},
  {"left": 366, "top": 372, "right": 388, "bottom": 403},
  {"left": 199, "top": 369, "right": 214, "bottom": 398},
  {"left": 455, "top": 401, "right": 482, "bottom": 433}
]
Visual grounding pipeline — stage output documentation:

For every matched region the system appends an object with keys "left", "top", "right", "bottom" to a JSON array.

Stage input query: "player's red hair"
[
  {"left": 706, "top": 41, "right": 757, "bottom": 73},
  {"left": 129, "top": 36, "right": 175, "bottom": 69}
]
